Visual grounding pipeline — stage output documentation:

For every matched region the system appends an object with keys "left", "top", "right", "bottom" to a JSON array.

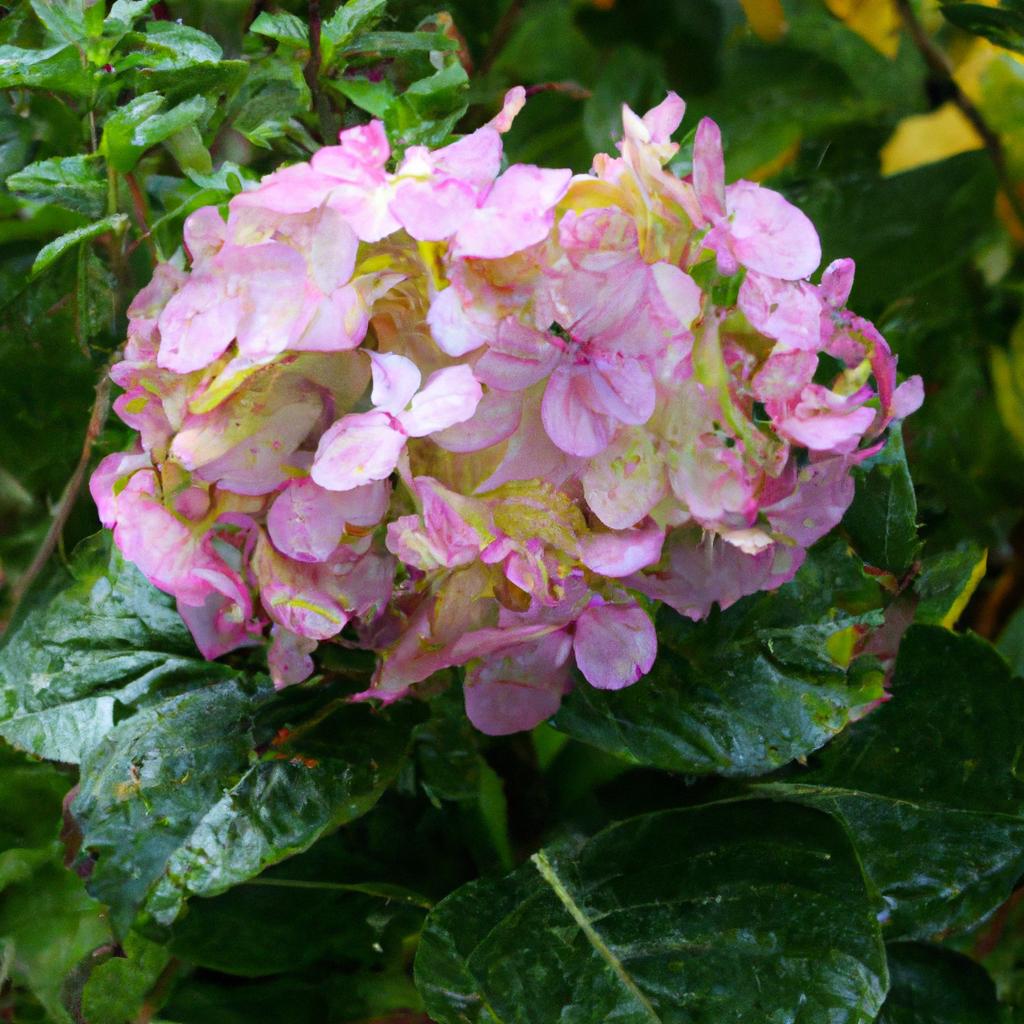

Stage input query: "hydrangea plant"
[{"left": 90, "top": 88, "right": 922, "bottom": 734}]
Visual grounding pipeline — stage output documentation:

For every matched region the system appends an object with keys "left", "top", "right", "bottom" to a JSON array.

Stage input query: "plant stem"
[
  {"left": 304, "top": 0, "right": 338, "bottom": 144},
  {"left": 8, "top": 363, "right": 115, "bottom": 612},
  {"left": 895, "top": 0, "right": 1024, "bottom": 227}
]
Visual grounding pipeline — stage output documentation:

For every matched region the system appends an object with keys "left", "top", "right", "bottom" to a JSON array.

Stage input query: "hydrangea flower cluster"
[{"left": 91, "top": 90, "right": 923, "bottom": 735}]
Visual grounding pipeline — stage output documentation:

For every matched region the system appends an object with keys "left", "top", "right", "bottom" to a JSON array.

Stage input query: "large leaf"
[
  {"left": 416, "top": 800, "right": 888, "bottom": 1023},
  {"left": 760, "top": 626, "right": 1024, "bottom": 939},
  {"left": 876, "top": 943, "right": 1003, "bottom": 1024},
  {"left": 0, "top": 534, "right": 236, "bottom": 763},
  {"left": 0, "top": 43, "right": 94, "bottom": 97},
  {"left": 551, "top": 538, "right": 884, "bottom": 776},
  {"left": 844, "top": 425, "right": 920, "bottom": 575},
  {"left": 73, "top": 675, "right": 420, "bottom": 934}
]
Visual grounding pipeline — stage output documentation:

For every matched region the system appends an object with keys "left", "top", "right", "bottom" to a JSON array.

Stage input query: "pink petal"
[
  {"left": 368, "top": 350, "right": 422, "bottom": 414},
  {"left": 309, "top": 205, "right": 358, "bottom": 295},
  {"left": 431, "top": 387, "right": 522, "bottom": 453},
  {"left": 641, "top": 91, "right": 685, "bottom": 143},
  {"left": 581, "top": 426, "right": 667, "bottom": 529},
  {"left": 453, "top": 165, "right": 572, "bottom": 259},
  {"left": 157, "top": 275, "right": 241, "bottom": 374},
  {"left": 693, "top": 117, "right": 726, "bottom": 220},
  {"left": 295, "top": 285, "right": 368, "bottom": 351},
  {"left": 268, "top": 626, "right": 317, "bottom": 688},
  {"left": 183, "top": 206, "right": 225, "bottom": 266},
  {"left": 89, "top": 448, "right": 150, "bottom": 528},
  {"left": 820, "top": 257, "right": 855, "bottom": 308},
  {"left": 573, "top": 601, "right": 656, "bottom": 690},
  {"left": 725, "top": 181, "right": 822, "bottom": 281},
  {"left": 311, "top": 411, "right": 407, "bottom": 491},
  {"left": 892, "top": 375, "right": 924, "bottom": 419},
  {"left": 427, "top": 286, "right": 492, "bottom": 357},
  {"left": 464, "top": 632, "right": 573, "bottom": 735},
  {"left": 475, "top": 318, "right": 562, "bottom": 391},
  {"left": 739, "top": 272, "right": 822, "bottom": 350},
  {"left": 399, "top": 365, "right": 483, "bottom": 437},
  {"left": 268, "top": 478, "right": 389, "bottom": 562},
  {"left": 487, "top": 86, "right": 526, "bottom": 133},
  {"left": 764, "top": 456, "right": 855, "bottom": 547},
  {"left": 579, "top": 520, "right": 665, "bottom": 577},
  {"left": 588, "top": 356, "right": 656, "bottom": 425},
  {"left": 541, "top": 363, "right": 615, "bottom": 457},
  {"left": 390, "top": 176, "right": 478, "bottom": 241}
]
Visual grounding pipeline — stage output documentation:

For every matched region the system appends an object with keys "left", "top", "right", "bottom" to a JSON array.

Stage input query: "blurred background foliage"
[{"left": 5, "top": 0, "right": 1024, "bottom": 1020}]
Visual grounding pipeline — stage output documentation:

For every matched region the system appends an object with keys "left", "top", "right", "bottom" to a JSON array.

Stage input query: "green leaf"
[
  {"left": 6, "top": 154, "right": 106, "bottom": 217},
  {"left": 0, "top": 43, "right": 94, "bottom": 96},
  {"left": 551, "top": 538, "right": 884, "bottom": 776},
  {"left": 249, "top": 11, "right": 309, "bottom": 48},
  {"left": 105, "top": 0, "right": 158, "bottom": 27},
  {"left": 876, "top": 943, "right": 1003, "bottom": 1023},
  {"left": 941, "top": 2, "right": 1024, "bottom": 54},
  {"left": 30, "top": 213, "right": 128, "bottom": 277},
  {"left": 760, "top": 626, "right": 1024, "bottom": 939},
  {"left": 0, "top": 533, "right": 237, "bottom": 763},
  {"left": 0, "top": 746, "right": 108, "bottom": 1024},
  {"left": 29, "top": 0, "right": 85, "bottom": 44},
  {"left": 844, "top": 424, "right": 920, "bottom": 574},
  {"left": 102, "top": 93, "right": 209, "bottom": 172},
  {"left": 329, "top": 75, "right": 396, "bottom": 119},
  {"left": 998, "top": 605, "right": 1024, "bottom": 676},
  {"left": 80, "top": 932, "right": 170, "bottom": 1024},
  {"left": 344, "top": 30, "right": 458, "bottom": 56},
  {"left": 912, "top": 542, "right": 987, "bottom": 628},
  {"left": 416, "top": 800, "right": 888, "bottom": 1023},
  {"left": 322, "top": 0, "right": 387, "bottom": 49},
  {"left": 73, "top": 677, "right": 420, "bottom": 935}
]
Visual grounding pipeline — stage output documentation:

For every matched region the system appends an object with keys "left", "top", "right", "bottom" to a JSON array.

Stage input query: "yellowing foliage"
[
  {"left": 880, "top": 101, "right": 984, "bottom": 175},
  {"left": 824, "top": 0, "right": 901, "bottom": 57}
]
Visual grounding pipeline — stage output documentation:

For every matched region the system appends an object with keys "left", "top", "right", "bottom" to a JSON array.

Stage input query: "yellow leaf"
[
  {"left": 992, "top": 316, "right": 1024, "bottom": 454},
  {"left": 740, "top": 0, "right": 787, "bottom": 42},
  {"left": 824, "top": 0, "right": 901, "bottom": 58},
  {"left": 879, "top": 101, "right": 984, "bottom": 175}
]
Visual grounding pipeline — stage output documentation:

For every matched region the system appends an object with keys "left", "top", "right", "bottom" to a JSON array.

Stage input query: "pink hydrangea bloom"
[{"left": 91, "top": 89, "right": 922, "bottom": 734}]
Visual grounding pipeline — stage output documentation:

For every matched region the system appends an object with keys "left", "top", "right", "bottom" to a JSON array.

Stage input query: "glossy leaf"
[
  {"left": 551, "top": 539, "right": 885, "bottom": 776},
  {"left": 73, "top": 676, "right": 420, "bottom": 934},
  {"left": 844, "top": 425, "right": 920, "bottom": 575},
  {"left": 941, "top": 2, "right": 1024, "bottom": 54},
  {"left": 30, "top": 213, "right": 128, "bottom": 277},
  {"left": 876, "top": 943, "right": 1002, "bottom": 1024},
  {"left": 760, "top": 626, "right": 1024, "bottom": 939},
  {"left": 6, "top": 154, "right": 106, "bottom": 217},
  {"left": 416, "top": 800, "right": 888, "bottom": 1023},
  {"left": 0, "top": 534, "right": 236, "bottom": 763}
]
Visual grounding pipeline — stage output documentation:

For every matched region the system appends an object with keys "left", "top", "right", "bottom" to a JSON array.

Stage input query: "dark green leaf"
[
  {"left": 760, "top": 626, "right": 1024, "bottom": 939},
  {"left": 845, "top": 425, "right": 920, "bottom": 574},
  {"left": 876, "top": 943, "right": 1002, "bottom": 1023},
  {"left": 552, "top": 538, "right": 884, "bottom": 776},
  {"left": 30, "top": 213, "right": 128, "bottom": 277},
  {"left": 913, "top": 542, "right": 987, "bottom": 627},
  {"left": 73, "top": 676, "right": 420, "bottom": 934},
  {"left": 941, "top": 2, "right": 1024, "bottom": 54},
  {"left": 416, "top": 800, "right": 887, "bottom": 1023},
  {"left": 6, "top": 154, "right": 105, "bottom": 217},
  {"left": 0, "top": 533, "right": 236, "bottom": 763}
]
